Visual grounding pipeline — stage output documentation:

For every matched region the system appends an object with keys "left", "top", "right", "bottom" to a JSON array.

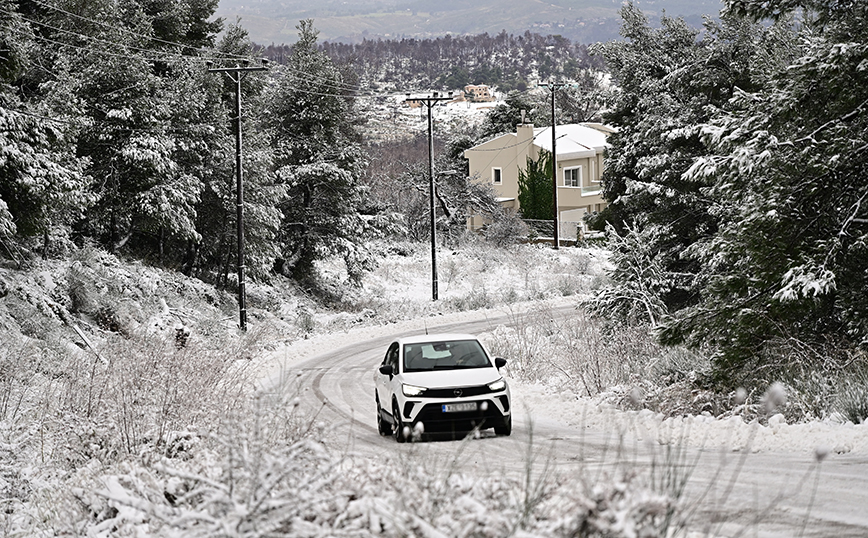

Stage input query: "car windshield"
[{"left": 403, "top": 340, "right": 491, "bottom": 372}]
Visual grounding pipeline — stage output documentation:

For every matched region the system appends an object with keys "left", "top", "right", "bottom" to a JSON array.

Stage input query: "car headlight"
[
  {"left": 488, "top": 378, "right": 506, "bottom": 392},
  {"left": 402, "top": 383, "right": 427, "bottom": 397}
]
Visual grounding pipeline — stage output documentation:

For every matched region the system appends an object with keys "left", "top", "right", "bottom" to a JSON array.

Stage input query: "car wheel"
[
  {"left": 495, "top": 414, "right": 512, "bottom": 436},
  {"left": 393, "top": 401, "right": 407, "bottom": 443},
  {"left": 376, "top": 397, "right": 391, "bottom": 436}
]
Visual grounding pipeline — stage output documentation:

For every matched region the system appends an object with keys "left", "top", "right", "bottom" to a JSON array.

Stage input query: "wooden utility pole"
[
  {"left": 208, "top": 60, "right": 268, "bottom": 330},
  {"left": 539, "top": 81, "right": 568, "bottom": 250},
  {"left": 406, "top": 92, "right": 453, "bottom": 301}
]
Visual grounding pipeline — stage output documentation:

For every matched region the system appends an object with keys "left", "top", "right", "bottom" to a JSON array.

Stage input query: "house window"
[
  {"left": 564, "top": 166, "right": 582, "bottom": 187},
  {"left": 492, "top": 168, "right": 502, "bottom": 185}
]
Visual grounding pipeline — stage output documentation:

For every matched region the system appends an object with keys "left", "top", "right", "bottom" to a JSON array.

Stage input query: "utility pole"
[
  {"left": 208, "top": 60, "right": 268, "bottom": 331},
  {"left": 539, "top": 81, "right": 568, "bottom": 250},
  {"left": 406, "top": 91, "right": 453, "bottom": 301}
]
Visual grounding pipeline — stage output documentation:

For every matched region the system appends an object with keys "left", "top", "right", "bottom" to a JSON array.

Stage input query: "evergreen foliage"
[
  {"left": 593, "top": 0, "right": 868, "bottom": 383},
  {"left": 517, "top": 150, "right": 553, "bottom": 221},
  {"left": 594, "top": 5, "right": 772, "bottom": 315},
  {"left": 267, "top": 20, "right": 374, "bottom": 283},
  {"left": 662, "top": 0, "right": 868, "bottom": 377},
  {"left": 0, "top": 0, "right": 87, "bottom": 256}
]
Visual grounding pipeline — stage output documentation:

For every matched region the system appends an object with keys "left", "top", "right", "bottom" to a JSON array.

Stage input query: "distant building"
[
  {"left": 464, "top": 122, "right": 614, "bottom": 235},
  {"left": 463, "top": 84, "right": 495, "bottom": 102}
]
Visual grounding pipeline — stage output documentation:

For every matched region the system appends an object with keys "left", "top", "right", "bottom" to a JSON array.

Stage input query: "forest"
[
  {"left": 263, "top": 30, "right": 604, "bottom": 92},
  {"left": 1, "top": 0, "right": 867, "bottom": 390}
]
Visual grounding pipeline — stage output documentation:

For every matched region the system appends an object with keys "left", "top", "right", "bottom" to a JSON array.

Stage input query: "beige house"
[
  {"left": 464, "top": 122, "right": 612, "bottom": 236},
  {"left": 463, "top": 84, "right": 495, "bottom": 102}
]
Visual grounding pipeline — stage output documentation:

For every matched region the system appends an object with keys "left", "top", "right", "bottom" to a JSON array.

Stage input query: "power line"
[
  {"left": 207, "top": 62, "right": 268, "bottom": 332},
  {"left": 4, "top": 23, "right": 220, "bottom": 66},
  {"left": 0, "top": 103, "right": 86, "bottom": 128},
  {"left": 14, "top": 3, "right": 367, "bottom": 95},
  {"left": 30, "top": 0, "right": 241, "bottom": 60},
  {"left": 19, "top": 2, "right": 472, "bottom": 96},
  {"left": 4, "top": 22, "right": 385, "bottom": 102},
  {"left": 7, "top": 5, "right": 490, "bottom": 99},
  {"left": 1, "top": 7, "right": 200, "bottom": 61},
  {"left": 6, "top": 20, "right": 381, "bottom": 99}
]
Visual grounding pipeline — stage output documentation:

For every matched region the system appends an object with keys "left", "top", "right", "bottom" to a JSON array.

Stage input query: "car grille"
[
  {"left": 423, "top": 385, "right": 494, "bottom": 398},
  {"left": 413, "top": 399, "right": 507, "bottom": 433}
]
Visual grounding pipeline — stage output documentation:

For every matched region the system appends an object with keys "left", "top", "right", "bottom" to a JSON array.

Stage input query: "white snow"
[{"left": 260, "top": 294, "right": 868, "bottom": 457}]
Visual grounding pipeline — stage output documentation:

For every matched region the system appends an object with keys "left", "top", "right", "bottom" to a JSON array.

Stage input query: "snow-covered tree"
[
  {"left": 70, "top": 42, "right": 200, "bottom": 252},
  {"left": 0, "top": 0, "right": 87, "bottom": 258},
  {"left": 660, "top": 0, "right": 868, "bottom": 378},
  {"left": 594, "top": 6, "right": 779, "bottom": 317},
  {"left": 267, "top": 20, "right": 374, "bottom": 283}
]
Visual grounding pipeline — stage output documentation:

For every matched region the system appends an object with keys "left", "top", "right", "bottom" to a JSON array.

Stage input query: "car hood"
[{"left": 401, "top": 368, "right": 502, "bottom": 389}]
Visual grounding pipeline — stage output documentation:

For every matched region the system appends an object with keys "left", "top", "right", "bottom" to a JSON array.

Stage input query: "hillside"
[
  {"left": 4, "top": 241, "right": 867, "bottom": 536},
  {"left": 215, "top": 0, "right": 724, "bottom": 45}
]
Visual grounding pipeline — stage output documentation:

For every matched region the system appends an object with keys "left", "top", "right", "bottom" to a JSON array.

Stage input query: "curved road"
[{"left": 276, "top": 308, "right": 868, "bottom": 537}]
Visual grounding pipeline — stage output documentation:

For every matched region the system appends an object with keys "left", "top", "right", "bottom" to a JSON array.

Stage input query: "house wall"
[
  {"left": 556, "top": 153, "right": 605, "bottom": 218},
  {"left": 463, "top": 123, "right": 537, "bottom": 204},
  {"left": 464, "top": 122, "right": 608, "bottom": 230}
]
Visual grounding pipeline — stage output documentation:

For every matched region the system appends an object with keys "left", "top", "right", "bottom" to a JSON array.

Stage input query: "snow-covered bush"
[
  {"left": 585, "top": 223, "right": 671, "bottom": 328},
  {"left": 483, "top": 212, "right": 528, "bottom": 248},
  {"left": 837, "top": 371, "right": 868, "bottom": 425},
  {"left": 84, "top": 418, "right": 683, "bottom": 538},
  {"left": 483, "top": 303, "right": 667, "bottom": 398},
  {"left": 50, "top": 327, "right": 257, "bottom": 463}
]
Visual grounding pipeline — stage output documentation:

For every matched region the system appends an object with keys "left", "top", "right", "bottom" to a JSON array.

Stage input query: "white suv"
[{"left": 374, "top": 333, "right": 511, "bottom": 442}]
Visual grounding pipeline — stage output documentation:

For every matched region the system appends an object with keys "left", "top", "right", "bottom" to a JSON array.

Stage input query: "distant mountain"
[{"left": 215, "top": 0, "right": 724, "bottom": 45}]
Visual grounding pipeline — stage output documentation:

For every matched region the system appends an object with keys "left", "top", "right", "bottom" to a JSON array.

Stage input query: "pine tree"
[
  {"left": 593, "top": 5, "right": 777, "bottom": 316},
  {"left": 660, "top": 0, "right": 868, "bottom": 379},
  {"left": 517, "top": 150, "right": 553, "bottom": 221},
  {"left": 0, "top": 0, "right": 87, "bottom": 258},
  {"left": 267, "top": 20, "right": 373, "bottom": 283}
]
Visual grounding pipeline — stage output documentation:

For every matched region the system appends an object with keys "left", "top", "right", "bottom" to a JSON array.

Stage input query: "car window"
[
  {"left": 403, "top": 339, "right": 491, "bottom": 372},
  {"left": 386, "top": 343, "right": 399, "bottom": 372}
]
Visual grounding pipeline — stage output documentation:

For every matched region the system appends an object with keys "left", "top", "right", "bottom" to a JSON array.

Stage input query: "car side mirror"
[
  {"left": 379, "top": 364, "right": 394, "bottom": 376},
  {"left": 494, "top": 357, "right": 507, "bottom": 369}
]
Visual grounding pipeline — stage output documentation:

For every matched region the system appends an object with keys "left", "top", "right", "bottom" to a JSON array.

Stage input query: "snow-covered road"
[{"left": 261, "top": 305, "right": 868, "bottom": 537}]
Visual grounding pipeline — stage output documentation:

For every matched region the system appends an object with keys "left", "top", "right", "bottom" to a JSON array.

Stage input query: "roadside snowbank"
[{"left": 514, "top": 381, "right": 868, "bottom": 456}]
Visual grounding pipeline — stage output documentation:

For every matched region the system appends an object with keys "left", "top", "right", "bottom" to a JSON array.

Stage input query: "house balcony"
[{"left": 581, "top": 185, "right": 602, "bottom": 196}]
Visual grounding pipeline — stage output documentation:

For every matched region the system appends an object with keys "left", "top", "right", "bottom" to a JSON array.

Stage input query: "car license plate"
[{"left": 442, "top": 402, "right": 477, "bottom": 413}]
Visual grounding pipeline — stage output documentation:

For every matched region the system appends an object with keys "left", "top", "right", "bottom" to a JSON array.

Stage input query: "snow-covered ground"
[
  {"left": 3, "top": 241, "right": 866, "bottom": 536},
  {"left": 262, "top": 296, "right": 868, "bottom": 458},
  {"left": 259, "top": 240, "right": 868, "bottom": 461}
]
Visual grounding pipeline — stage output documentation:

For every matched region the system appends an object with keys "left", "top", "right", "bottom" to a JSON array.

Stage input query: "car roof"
[{"left": 396, "top": 333, "right": 480, "bottom": 346}]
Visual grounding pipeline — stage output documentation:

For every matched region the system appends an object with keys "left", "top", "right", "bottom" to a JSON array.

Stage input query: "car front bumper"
[{"left": 401, "top": 392, "right": 510, "bottom": 433}]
